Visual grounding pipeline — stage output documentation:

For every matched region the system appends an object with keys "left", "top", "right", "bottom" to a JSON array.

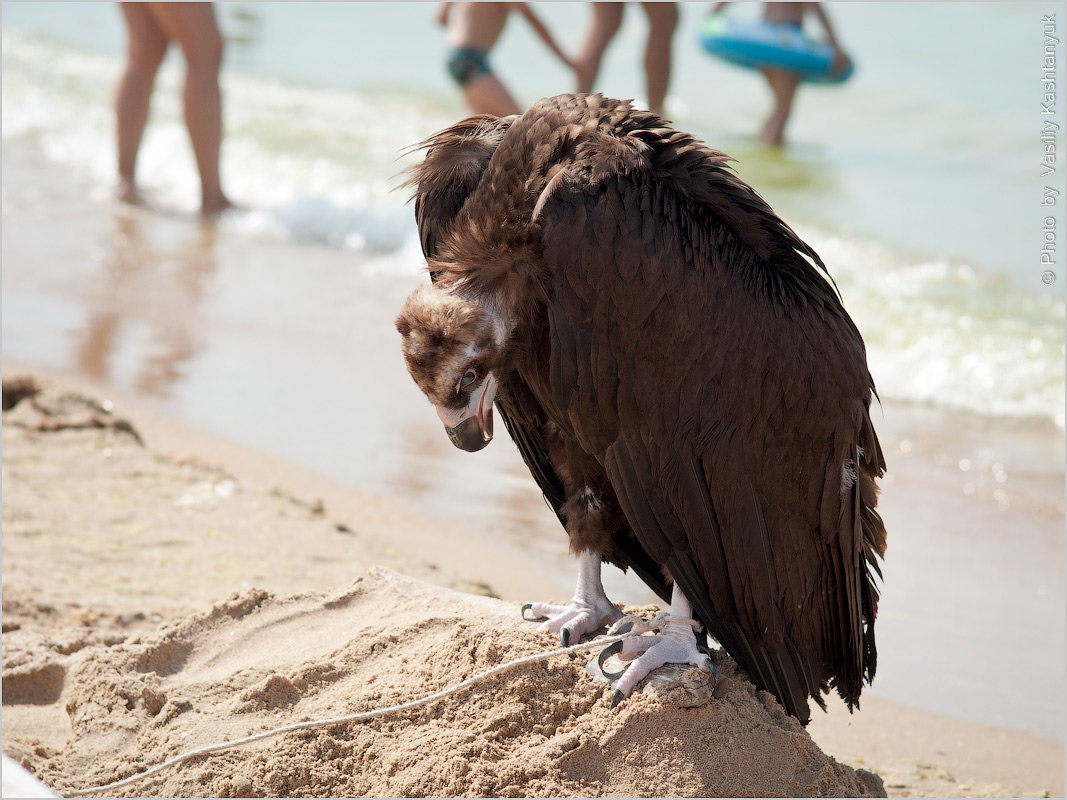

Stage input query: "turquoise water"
[{"left": 3, "top": 1, "right": 1063, "bottom": 427}]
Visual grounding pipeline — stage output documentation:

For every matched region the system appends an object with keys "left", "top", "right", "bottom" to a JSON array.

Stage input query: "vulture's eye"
[{"left": 459, "top": 368, "right": 478, "bottom": 391}]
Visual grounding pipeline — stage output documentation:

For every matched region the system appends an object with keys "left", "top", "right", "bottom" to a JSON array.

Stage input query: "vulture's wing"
[
  {"left": 407, "top": 116, "right": 671, "bottom": 603},
  {"left": 536, "top": 138, "right": 886, "bottom": 723},
  {"left": 405, "top": 115, "right": 513, "bottom": 266}
]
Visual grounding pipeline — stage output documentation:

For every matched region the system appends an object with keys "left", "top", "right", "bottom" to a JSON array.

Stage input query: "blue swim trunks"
[{"left": 447, "top": 47, "right": 492, "bottom": 86}]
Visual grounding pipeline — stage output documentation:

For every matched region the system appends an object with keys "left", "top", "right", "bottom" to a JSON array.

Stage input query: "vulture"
[{"left": 395, "top": 93, "right": 886, "bottom": 723}]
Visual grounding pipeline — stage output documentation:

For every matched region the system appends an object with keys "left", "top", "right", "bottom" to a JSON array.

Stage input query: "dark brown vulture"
[{"left": 395, "top": 93, "right": 886, "bottom": 724}]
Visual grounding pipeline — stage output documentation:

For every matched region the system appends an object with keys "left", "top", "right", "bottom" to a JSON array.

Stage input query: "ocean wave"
[{"left": 812, "top": 232, "right": 1065, "bottom": 429}]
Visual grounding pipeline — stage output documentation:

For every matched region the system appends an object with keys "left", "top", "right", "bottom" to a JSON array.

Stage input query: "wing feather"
[{"left": 534, "top": 117, "right": 885, "bottom": 721}]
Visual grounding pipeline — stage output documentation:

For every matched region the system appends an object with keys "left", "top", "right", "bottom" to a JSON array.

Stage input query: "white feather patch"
[{"left": 840, "top": 459, "right": 857, "bottom": 495}]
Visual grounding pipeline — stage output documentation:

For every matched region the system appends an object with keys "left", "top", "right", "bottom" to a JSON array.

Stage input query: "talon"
[
  {"left": 560, "top": 628, "right": 571, "bottom": 647},
  {"left": 610, "top": 689, "right": 625, "bottom": 709},
  {"left": 696, "top": 645, "right": 717, "bottom": 678},
  {"left": 521, "top": 603, "right": 543, "bottom": 622},
  {"left": 597, "top": 641, "right": 626, "bottom": 680}
]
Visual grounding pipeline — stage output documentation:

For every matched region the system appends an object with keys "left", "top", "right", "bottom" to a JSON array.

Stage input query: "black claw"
[
  {"left": 520, "top": 603, "right": 542, "bottom": 622},
  {"left": 560, "top": 628, "right": 570, "bottom": 647},
  {"left": 696, "top": 645, "right": 717, "bottom": 679},
  {"left": 610, "top": 690, "right": 625, "bottom": 709},
  {"left": 703, "top": 657, "right": 718, "bottom": 680},
  {"left": 597, "top": 641, "right": 626, "bottom": 680}
]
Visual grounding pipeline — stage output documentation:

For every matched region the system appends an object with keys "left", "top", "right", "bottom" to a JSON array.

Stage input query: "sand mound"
[{"left": 3, "top": 568, "right": 883, "bottom": 797}]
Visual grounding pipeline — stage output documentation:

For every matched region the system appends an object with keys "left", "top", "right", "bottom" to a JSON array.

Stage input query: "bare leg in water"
[
  {"left": 640, "top": 2, "right": 677, "bottom": 116},
  {"left": 574, "top": 3, "right": 677, "bottom": 116},
  {"left": 573, "top": 3, "right": 623, "bottom": 96},
  {"left": 759, "top": 67, "right": 800, "bottom": 146},
  {"left": 115, "top": 3, "right": 232, "bottom": 216}
]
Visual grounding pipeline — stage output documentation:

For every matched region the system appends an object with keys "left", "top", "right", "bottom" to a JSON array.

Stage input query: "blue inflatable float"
[{"left": 698, "top": 14, "right": 854, "bottom": 84}]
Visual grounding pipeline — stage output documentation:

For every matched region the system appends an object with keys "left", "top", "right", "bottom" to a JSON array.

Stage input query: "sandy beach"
[{"left": 2, "top": 371, "right": 1063, "bottom": 798}]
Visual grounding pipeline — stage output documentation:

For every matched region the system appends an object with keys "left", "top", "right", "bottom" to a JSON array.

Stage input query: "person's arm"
[
  {"left": 513, "top": 3, "right": 574, "bottom": 70},
  {"left": 436, "top": 2, "right": 452, "bottom": 27},
  {"left": 810, "top": 3, "right": 848, "bottom": 74}
]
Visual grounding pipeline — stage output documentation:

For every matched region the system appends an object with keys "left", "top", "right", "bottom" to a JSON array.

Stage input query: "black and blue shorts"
[{"left": 447, "top": 47, "right": 492, "bottom": 86}]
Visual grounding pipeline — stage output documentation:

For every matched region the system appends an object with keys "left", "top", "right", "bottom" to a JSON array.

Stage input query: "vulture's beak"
[{"left": 436, "top": 373, "right": 497, "bottom": 452}]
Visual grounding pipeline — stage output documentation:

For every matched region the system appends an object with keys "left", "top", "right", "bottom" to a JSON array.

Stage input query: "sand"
[
  {"left": 4, "top": 569, "right": 882, "bottom": 798},
  {"left": 2, "top": 375, "right": 1064, "bottom": 798}
]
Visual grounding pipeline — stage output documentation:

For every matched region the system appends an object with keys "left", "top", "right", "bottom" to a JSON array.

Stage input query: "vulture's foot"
[
  {"left": 522, "top": 598, "right": 623, "bottom": 647},
  {"left": 604, "top": 583, "right": 716, "bottom": 708},
  {"left": 521, "top": 550, "right": 622, "bottom": 646},
  {"left": 605, "top": 616, "right": 715, "bottom": 707}
]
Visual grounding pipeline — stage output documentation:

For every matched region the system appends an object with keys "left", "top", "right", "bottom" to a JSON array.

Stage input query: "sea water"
[
  {"left": 4, "top": 1, "right": 1062, "bottom": 427},
  {"left": 3, "top": 2, "right": 1065, "bottom": 741}
]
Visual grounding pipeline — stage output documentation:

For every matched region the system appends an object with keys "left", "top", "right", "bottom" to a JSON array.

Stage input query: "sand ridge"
[
  {"left": 0, "top": 380, "right": 883, "bottom": 796},
  {"left": 5, "top": 567, "right": 882, "bottom": 798}
]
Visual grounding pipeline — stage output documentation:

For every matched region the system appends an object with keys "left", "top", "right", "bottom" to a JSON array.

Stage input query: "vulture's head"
[{"left": 395, "top": 285, "right": 508, "bottom": 452}]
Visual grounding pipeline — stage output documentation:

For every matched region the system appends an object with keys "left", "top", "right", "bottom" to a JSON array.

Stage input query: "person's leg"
[
  {"left": 759, "top": 67, "right": 800, "bottom": 146},
  {"left": 573, "top": 3, "right": 623, "bottom": 94},
  {"left": 641, "top": 2, "right": 677, "bottom": 115},
  {"left": 147, "top": 2, "right": 231, "bottom": 214},
  {"left": 115, "top": 3, "right": 169, "bottom": 204},
  {"left": 462, "top": 73, "right": 521, "bottom": 116}
]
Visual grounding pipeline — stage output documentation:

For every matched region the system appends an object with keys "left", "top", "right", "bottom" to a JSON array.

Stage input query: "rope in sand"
[{"left": 63, "top": 613, "right": 689, "bottom": 796}]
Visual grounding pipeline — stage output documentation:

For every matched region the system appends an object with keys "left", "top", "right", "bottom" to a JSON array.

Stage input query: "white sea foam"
[{"left": 811, "top": 232, "right": 1065, "bottom": 429}]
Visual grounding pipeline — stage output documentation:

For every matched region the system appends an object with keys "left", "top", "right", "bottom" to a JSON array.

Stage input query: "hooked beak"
[{"left": 435, "top": 373, "right": 497, "bottom": 452}]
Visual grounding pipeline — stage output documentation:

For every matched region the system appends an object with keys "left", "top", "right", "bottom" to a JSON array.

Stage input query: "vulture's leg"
[
  {"left": 608, "top": 583, "right": 715, "bottom": 707},
  {"left": 523, "top": 550, "right": 623, "bottom": 646}
]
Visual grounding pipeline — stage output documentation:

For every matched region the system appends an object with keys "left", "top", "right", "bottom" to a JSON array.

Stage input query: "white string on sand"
[{"left": 63, "top": 613, "right": 686, "bottom": 797}]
